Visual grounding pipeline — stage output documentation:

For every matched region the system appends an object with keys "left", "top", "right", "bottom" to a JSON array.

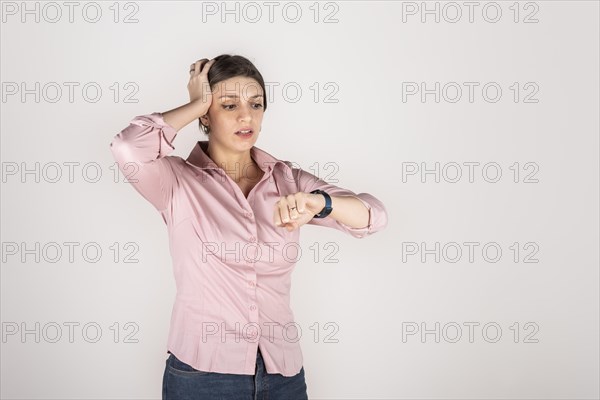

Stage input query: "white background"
[{"left": 1, "top": 1, "right": 598, "bottom": 399}]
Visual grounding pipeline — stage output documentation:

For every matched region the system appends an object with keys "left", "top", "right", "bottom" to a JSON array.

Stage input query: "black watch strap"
[{"left": 310, "top": 189, "right": 333, "bottom": 218}]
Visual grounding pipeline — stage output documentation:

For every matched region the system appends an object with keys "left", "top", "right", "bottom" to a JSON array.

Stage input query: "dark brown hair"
[{"left": 199, "top": 54, "right": 267, "bottom": 135}]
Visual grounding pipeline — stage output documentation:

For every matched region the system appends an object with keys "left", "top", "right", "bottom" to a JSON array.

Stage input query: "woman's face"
[{"left": 201, "top": 76, "right": 265, "bottom": 154}]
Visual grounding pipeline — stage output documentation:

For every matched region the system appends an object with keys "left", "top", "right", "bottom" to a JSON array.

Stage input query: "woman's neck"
[{"left": 206, "top": 142, "right": 258, "bottom": 183}]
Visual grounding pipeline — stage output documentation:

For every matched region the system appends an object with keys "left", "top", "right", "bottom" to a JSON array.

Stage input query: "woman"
[{"left": 109, "top": 54, "right": 388, "bottom": 399}]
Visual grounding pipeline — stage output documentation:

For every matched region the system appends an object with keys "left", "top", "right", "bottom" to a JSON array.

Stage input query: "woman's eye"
[{"left": 222, "top": 103, "right": 262, "bottom": 110}]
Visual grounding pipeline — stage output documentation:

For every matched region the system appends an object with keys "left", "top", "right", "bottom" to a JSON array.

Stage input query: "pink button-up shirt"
[{"left": 109, "top": 112, "right": 388, "bottom": 376}]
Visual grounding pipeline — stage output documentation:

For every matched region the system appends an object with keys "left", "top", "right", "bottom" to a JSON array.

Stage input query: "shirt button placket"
[
  {"left": 248, "top": 302, "right": 258, "bottom": 340},
  {"left": 244, "top": 209, "right": 259, "bottom": 342}
]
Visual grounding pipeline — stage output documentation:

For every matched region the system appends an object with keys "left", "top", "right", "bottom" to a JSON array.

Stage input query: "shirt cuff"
[{"left": 130, "top": 112, "right": 177, "bottom": 157}]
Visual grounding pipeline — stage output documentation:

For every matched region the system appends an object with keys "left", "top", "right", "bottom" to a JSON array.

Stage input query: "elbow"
[
  {"left": 374, "top": 203, "right": 389, "bottom": 235},
  {"left": 378, "top": 204, "right": 389, "bottom": 232},
  {"left": 109, "top": 132, "right": 143, "bottom": 167},
  {"left": 109, "top": 135, "right": 119, "bottom": 159},
  {"left": 109, "top": 134, "right": 127, "bottom": 163}
]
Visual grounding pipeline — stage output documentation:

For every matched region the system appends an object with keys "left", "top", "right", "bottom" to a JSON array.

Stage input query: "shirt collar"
[{"left": 186, "top": 140, "right": 291, "bottom": 174}]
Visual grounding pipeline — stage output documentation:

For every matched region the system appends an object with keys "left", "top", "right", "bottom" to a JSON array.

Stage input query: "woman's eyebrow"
[{"left": 219, "top": 94, "right": 264, "bottom": 99}]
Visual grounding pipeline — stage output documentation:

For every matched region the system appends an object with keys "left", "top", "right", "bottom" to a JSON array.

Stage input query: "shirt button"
[
  {"left": 246, "top": 211, "right": 254, "bottom": 218},
  {"left": 249, "top": 304, "right": 257, "bottom": 311},
  {"left": 249, "top": 236, "right": 256, "bottom": 242},
  {"left": 248, "top": 280, "right": 256, "bottom": 287}
]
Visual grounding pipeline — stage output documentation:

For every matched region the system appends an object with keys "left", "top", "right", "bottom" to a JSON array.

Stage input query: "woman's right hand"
[{"left": 188, "top": 58, "right": 216, "bottom": 115}]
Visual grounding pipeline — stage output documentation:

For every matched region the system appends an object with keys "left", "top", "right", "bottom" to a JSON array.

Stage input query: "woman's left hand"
[{"left": 273, "top": 192, "right": 326, "bottom": 231}]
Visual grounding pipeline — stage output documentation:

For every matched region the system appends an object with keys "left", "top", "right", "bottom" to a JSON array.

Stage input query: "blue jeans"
[{"left": 162, "top": 347, "right": 308, "bottom": 400}]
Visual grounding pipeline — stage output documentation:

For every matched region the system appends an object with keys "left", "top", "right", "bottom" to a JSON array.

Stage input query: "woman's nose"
[{"left": 237, "top": 104, "right": 253, "bottom": 120}]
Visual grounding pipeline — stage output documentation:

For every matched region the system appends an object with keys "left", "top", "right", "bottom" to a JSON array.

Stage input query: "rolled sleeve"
[
  {"left": 109, "top": 112, "right": 179, "bottom": 212},
  {"left": 291, "top": 167, "right": 388, "bottom": 239},
  {"left": 126, "top": 112, "right": 177, "bottom": 159},
  {"left": 335, "top": 193, "right": 380, "bottom": 238}
]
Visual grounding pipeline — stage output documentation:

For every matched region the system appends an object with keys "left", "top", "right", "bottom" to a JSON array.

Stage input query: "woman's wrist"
[
  {"left": 162, "top": 101, "right": 209, "bottom": 132},
  {"left": 309, "top": 192, "right": 327, "bottom": 214},
  {"left": 190, "top": 99, "right": 210, "bottom": 117}
]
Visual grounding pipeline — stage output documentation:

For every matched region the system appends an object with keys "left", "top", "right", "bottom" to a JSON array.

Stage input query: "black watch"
[{"left": 310, "top": 189, "right": 333, "bottom": 218}]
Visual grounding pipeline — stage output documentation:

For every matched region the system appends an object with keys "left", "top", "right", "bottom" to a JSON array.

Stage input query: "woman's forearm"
[
  {"left": 162, "top": 100, "right": 208, "bottom": 132},
  {"left": 320, "top": 195, "right": 370, "bottom": 229}
]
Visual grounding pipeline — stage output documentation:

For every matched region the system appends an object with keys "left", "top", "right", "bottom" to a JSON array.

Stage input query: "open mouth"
[{"left": 235, "top": 129, "right": 254, "bottom": 137}]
